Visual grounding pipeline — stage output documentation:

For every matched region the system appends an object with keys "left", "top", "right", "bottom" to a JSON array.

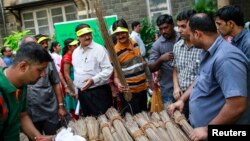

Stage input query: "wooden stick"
[{"left": 93, "top": 0, "right": 132, "bottom": 101}]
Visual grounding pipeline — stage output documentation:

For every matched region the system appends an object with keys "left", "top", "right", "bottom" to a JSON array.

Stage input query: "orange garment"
[{"left": 114, "top": 39, "right": 148, "bottom": 93}]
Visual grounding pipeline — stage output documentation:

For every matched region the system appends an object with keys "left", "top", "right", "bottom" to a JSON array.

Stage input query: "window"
[
  {"left": 36, "top": 10, "right": 49, "bottom": 35},
  {"left": 23, "top": 12, "right": 36, "bottom": 34},
  {"left": 64, "top": 5, "right": 77, "bottom": 21},
  {"left": 147, "top": 0, "right": 172, "bottom": 23},
  {"left": 21, "top": 4, "right": 78, "bottom": 35}
]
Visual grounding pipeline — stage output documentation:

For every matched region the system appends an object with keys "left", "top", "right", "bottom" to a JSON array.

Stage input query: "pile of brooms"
[
  {"left": 65, "top": 107, "right": 193, "bottom": 141},
  {"left": 61, "top": 1, "right": 193, "bottom": 141}
]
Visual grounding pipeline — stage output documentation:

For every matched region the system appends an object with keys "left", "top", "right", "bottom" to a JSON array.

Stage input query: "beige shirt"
[{"left": 72, "top": 41, "right": 113, "bottom": 89}]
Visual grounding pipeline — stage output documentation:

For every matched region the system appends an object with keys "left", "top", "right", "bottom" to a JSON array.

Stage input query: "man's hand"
[
  {"left": 160, "top": 52, "right": 174, "bottom": 62},
  {"left": 116, "top": 83, "right": 129, "bottom": 93},
  {"left": 58, "top": 106, "right": 67, "bottom": 119},
  {"left": 167, "top": 99, "right": 185, "bottom": 116},
  {"left": 35, "top": 135, "right": 54, "bottom": 141},
  {"left": 189, "top": 126, "right": 208, "bottom": 141},
  {"left": 81, "top": 79, "right": 94, "bottom": 91},
  {"left": 173, "top": 87, "right": 183, "bottom": 100}
]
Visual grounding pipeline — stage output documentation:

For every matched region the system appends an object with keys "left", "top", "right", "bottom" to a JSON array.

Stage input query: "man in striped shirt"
[{"left": 112, "top": 19, "right": 148, "bottom": 115}]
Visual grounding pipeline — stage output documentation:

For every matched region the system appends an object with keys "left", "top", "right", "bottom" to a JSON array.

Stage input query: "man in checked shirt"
[{"left": 171, "top": 10, "right": 202, "bottom": 120}]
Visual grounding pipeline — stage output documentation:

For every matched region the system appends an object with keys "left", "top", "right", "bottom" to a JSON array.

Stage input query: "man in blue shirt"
[
  {"left": 148, "top": 14, "right": 179, "bottom": 103},
  {"left": 1, "top": 47, "right": 13, "bottom": 67},
  {"left": 168, "top": 13, "right": 250, "bottom": 141},
  {"left": 215, "top": 5, "right": 250, "bottom": 60}
]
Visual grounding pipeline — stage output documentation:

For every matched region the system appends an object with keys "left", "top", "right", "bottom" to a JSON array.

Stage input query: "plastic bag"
[{"left": 55, "top": 128, "right": 86, "bottom": 141}]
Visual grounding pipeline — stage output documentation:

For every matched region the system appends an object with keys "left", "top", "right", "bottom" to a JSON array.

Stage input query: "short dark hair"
[
  {"left": 13, "top": 42, "right": 52, "bottom": 65},
  {"left": 189, "top": 13, "right": 217, "bottom": 33},
  {"left": 112, "top": 19, "right": 128, "bottom": 31},
  {"left": 131, "top": 21, "right": 140, "bottom": 30},
  {"left": 176, "top": 9, "right": 197, "bottom": 21},
  {"left": 156, "top": 14, "right": 174, "bottom": 27},
  {"left": 215, "top": 5, "right": 244, "bottom": 27},
  {"left": 75, "top": 23, "right": 90, "bottom": 32},
  {"left": 50, "top": 41, "right": 59, "bottom": 53},
  {"left": 1, "top": 47, "right": 7, "bottom": 54}
]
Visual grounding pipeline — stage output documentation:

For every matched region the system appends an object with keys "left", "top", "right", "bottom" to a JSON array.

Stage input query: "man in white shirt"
[
  {"left": 72, "top": 23, "right": 113, "bottom": 116},
  {"left": 130, "top": 21, "right": 146, "bottom": 57}
]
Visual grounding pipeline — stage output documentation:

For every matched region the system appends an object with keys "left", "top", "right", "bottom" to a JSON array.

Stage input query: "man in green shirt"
[{"left": 0, "top": 42, "right": 53, "bottom": 141}]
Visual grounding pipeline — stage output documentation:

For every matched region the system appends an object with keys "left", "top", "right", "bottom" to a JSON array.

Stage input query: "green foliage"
[
  {"left": 193, "top": 0, "right": 217, "bottom": 16},
  {"left": 3, "top": 30, "right": 32, "bottom": 52},
  {"left": 140, "top": 18, "right": 157, "bottom": 57}
]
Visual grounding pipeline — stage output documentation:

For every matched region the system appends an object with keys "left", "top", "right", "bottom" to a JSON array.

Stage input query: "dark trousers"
[
  {"left": 119, "top": 90, "right": 148, "bottom": 116},
  {"left": 78, "top": 84, "right": 112, "bottom": 117}
]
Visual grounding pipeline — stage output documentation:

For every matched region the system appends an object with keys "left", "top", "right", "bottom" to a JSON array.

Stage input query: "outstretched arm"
[{"left": 20, "top": 112, "right": 53, "bottom": 141}]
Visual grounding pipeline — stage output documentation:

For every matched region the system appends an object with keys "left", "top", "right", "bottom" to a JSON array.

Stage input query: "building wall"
[
  {"left": 99, "top": 0, "right": 194, "bottom": 27},
  {"left": 0, "top": 0, "right": 195, "bottom": 45},
  {"left": 171, "top": 0, "right": 194, "bottom": 19},
  {"left": 100, "top": 0, "right": 148, "bottom": 30},
  {"left": 231, "top": 0, "right": 250, "bottom": 21}
]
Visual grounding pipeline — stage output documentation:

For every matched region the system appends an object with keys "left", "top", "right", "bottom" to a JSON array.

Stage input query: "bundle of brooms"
[
  {"left": 63, "top": 107, "right": 193, "bottom": 141},
  {"left": 59, "top": 1, "right": 193, "bottom": 140}
]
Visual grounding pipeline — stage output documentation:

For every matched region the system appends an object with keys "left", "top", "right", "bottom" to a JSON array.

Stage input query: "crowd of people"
[{"left": 0, "top": 4, "right": 250, "bottom": 141}]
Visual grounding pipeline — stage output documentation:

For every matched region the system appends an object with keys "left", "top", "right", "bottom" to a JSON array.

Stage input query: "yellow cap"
[
  {"left": 76, "top": 27, "right": 93, "bottom": 37},
  {"left": 113, "top": 27, "right": 128, "bottom": 34},
  {"left": 69, "top": 40, "right": 79, "bottom": 46},
  {"left": 37, "top": 36, "right": 50, "bottom": 44}
]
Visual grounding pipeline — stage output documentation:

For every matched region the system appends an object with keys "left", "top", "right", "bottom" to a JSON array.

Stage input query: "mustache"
[
  {"left": 84, "top": 38, "right": 91, "bottom": 42},
  {"left": 118, "top": 37, "right": 126, "bottom": 40}
]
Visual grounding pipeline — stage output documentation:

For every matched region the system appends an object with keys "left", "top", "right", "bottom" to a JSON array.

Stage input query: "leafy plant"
[
  {"left": 140, "top": 18, "right": 157, "bottom": 58},
  {"left": 193, "top": 0, "right": 217, "bottom": 16},
  {"left": 4, "top": 30, "right": 32, "bottom": 52}
]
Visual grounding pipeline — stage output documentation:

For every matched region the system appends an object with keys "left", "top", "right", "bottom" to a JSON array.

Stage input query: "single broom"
[{"left": 93, "top": 0, "right": 132, "bottom": 102}]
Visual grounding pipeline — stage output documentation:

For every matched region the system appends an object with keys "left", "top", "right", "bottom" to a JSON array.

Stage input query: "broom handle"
[{"left": 93, "top": 1, "right": 132, "bottom": 102}]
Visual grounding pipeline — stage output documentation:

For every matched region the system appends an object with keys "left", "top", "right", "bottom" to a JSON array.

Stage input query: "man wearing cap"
[
  {"left": 26, "top": 34, "right": 67, "bottom": 136},
  {"left": 112, "top": 19, "right": 148, "bottom": 115},
  {"left": 72, "top": 23, "right": 113, "bottom": 116}
]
